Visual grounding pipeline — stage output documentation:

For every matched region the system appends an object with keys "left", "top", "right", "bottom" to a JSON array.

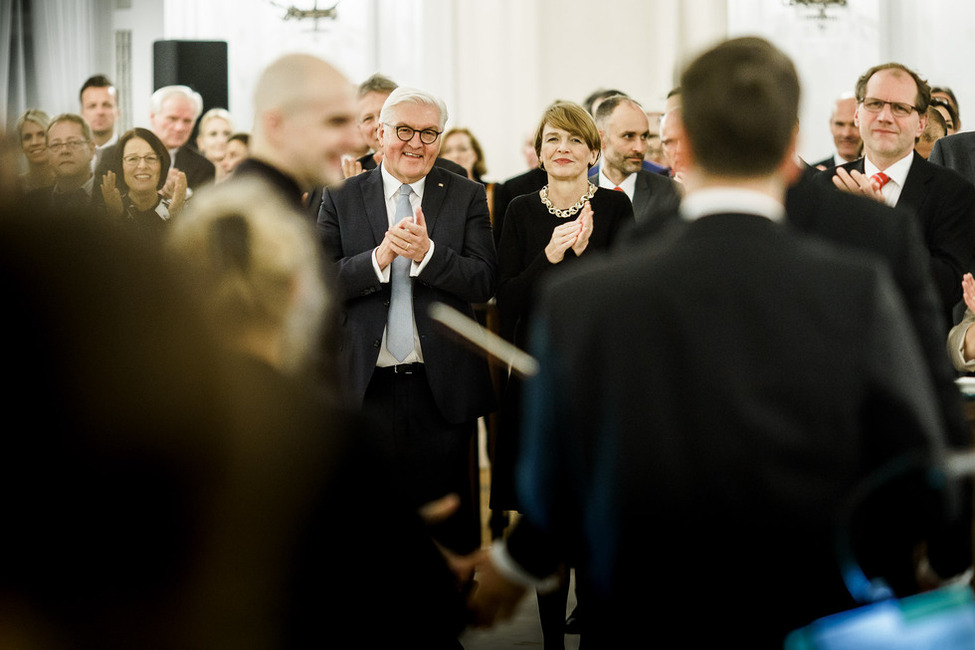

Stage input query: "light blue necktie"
[{"left": 387, "top": 184, "right": 414, "bottom": 361}]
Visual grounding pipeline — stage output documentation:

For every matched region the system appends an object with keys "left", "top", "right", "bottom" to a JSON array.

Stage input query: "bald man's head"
[{"left": 250, "top": 54, "right": 357, "bottom": 188}]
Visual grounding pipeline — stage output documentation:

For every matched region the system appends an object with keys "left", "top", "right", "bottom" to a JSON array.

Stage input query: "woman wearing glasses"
[
  {"left": 100, "top": 128, "right": 186, "bottom": 236},
  {"left": 493, "top": 100, "right": 633, "bottom": 648}
]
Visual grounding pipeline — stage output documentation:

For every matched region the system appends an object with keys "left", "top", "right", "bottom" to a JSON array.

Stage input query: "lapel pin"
[{"left": 438, "top": 183, "right": 444, "bottom": 187}]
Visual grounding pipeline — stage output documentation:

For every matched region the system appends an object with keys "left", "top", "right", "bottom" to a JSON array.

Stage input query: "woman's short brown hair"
[{"left": 533, "top": 101, "right": 601, "bottom": 167}]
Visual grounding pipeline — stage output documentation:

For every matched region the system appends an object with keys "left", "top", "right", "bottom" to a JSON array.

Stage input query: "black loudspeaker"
[{"left": 152, "top": 40, "right": 229, "bottom": 142}]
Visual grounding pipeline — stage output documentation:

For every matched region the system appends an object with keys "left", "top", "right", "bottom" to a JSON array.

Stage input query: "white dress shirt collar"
[
  {"left": 864, "top": 151, "right": 913, "bottom": 207},
  {"left": 381, "top": 162, "right": 427, "bottom": 203},
  {"left": 597, "top": 168, "right": 635, "bottom": 200},
  {"left": 680, "top": 187, "right": 786, "bottom": 223}
]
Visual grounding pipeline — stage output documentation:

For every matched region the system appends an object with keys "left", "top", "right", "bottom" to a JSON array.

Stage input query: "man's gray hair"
[
  {"left": 150, "top": 85, "right": 204, "bottom": 120},
  {"left": 379, "top": 87, "right": 448, "bottom": 131},
  {"left": 47, "top": 113, "right": 93, "bottom": 143}
]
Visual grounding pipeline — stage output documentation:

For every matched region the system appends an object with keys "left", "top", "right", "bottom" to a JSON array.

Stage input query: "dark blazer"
[
  {"left": 316, "top": 165, "right": 498, "bottom": 424},
  {"left": 230, "top": 158, "right": 303, "bottom": 209},
  {"left": 823, "top": 152, "right": 975, "bottom": 323},
  {"left": 25, "top": 183, "right": 98, "bottom": 217},
  {"left": 94, "top": 143, "right": 215, "bottom": 191},
  {"left": 172, "top": 146, "right": 215, "bottom": 190},
  {"left": 621, "top": 169, "right": 972, "bottom": 452},
  {"left": 509, "top": 212, "right": 960, "bottom": 646},
  {"left": 810, "top": 154, "right": 837, "bottom": 169},
  {"left": 929, "top": 130, "right": 975, "bottom": 186},
  {"left": 588, "top": 168, "right": 680, "bottom": 225},
  {"left": 492, "top": 167, "right": 548, "bottom": 247}
]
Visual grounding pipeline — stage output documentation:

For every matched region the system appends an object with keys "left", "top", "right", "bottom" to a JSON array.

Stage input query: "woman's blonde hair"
[{"left": 166, "top": 178, "right": 328, "bottom": 376}]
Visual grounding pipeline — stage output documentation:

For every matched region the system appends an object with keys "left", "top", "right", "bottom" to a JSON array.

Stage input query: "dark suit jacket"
[
  {"left": 929, "top": 130, "right": 975, "bottom": 186},
  {"left": 230, "top": 158, "right": 303, "bottom": 210},
  {"left": 316, "top": 165, "right": 498, "bottom": 424},
  {"left": 588, "top": 169, "right": 680, "bottom": 225},
  {"left": 172, "top": 146, "right": 215, "bottom": 190},
  {"left": 25, "top": 183, "right": 98, "bottom": 217},
  {"left": 491, "top": 167, "right": 548, "bottom": 247},
  {"left": 823, "top": 152, "right": 975, "bottom": 323},
  {"left": 621, "top": 169, "right": 972, "bottom": 452},
  {"left": 810, "top": 154, "right": 837, "bottom": 169},
  {"left": 510, "top": 211, "right": 959, "bottom": 646},
  {"left": 94, "top": 143, "right": 215, "bottom": 191}
]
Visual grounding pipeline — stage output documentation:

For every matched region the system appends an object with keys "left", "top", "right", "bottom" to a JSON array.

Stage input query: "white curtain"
[
  {"left": 2, "top": 0, "right": 31, "bottom": 129},
  {"left": 31, "top": 0, "right": 99, "bottom": 116},
  {"left": 1, "top": 0, "right": 98, "bottom": 130}
]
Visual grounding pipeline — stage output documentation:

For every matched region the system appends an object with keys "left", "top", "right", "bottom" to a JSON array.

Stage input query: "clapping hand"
[
  {"left": 100, "top": 171, "right": 124, "bottom": 218},
  {"left": 962, "top": 273, "right": 975, "bottom": 313},
  {"left": 831, "top": 167, "right": 885, "bottom": 203},
  {"left": 545, "top": 201, "right": 593, "bottom": 263},
  {"left": 342, "top": 155, "right": 364, "bottom": 178},
  {"left": 169, "top": 171, "right": 187, "bottom": 216},
  {"left": 570, "top": 201, "right": 594, "bottom": 256}
]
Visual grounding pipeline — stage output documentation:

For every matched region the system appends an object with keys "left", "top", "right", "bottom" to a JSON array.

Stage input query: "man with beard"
[{"left": 591, "top": 94, "right": 680, "bottom": 224}]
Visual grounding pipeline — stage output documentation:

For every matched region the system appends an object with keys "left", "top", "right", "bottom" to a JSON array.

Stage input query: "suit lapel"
[
  {"left": 421, "top": 166, "right": 448, "bottom": 237},
  {"left": 361, "top": 168, "right": 390, "bottom": 244},
  {"left": 632, "top": 172, "right": 649, "bottom": 207},
  {"left": 896, "top": 152, "right": 931, "bottom": 215}
]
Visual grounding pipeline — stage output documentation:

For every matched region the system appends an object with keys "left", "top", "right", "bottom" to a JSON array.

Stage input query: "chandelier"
[
  {"left": 784, "top": 0, "right": 848, "bottom": 23},
  {"left": 267, "top": 1, "right": 339, "bottom": 22}
]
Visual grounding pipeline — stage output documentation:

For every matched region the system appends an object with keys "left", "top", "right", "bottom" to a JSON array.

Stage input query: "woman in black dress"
[{"left": 493, "top": 100, "right": 633, "bottom": 648}]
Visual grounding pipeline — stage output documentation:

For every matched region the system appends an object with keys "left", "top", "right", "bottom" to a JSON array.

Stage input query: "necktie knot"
[
  {"left": 613, "top": 185, "right": 624, "bottom": 192},
  {"left": 871, "top": 172, "right": 890, "bottom": 191}
]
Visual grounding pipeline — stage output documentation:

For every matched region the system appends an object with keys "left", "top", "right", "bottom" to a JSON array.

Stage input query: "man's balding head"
[{"left": 250, "top": 54, "right": 357, "bottom": 189}]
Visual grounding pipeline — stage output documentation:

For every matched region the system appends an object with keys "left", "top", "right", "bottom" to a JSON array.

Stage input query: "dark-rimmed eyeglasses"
[
  {"left": 122, "top": 154, "right": 161, "bottom": 167},
  {"left": 386, "top": 123, "right": 442, "bottom": 145},
  {"left": 859, "top": 97, "right": 919, "bottom": 118}
]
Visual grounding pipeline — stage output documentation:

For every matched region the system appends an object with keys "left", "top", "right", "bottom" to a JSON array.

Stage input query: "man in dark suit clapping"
[
  {"left": 317, "top": 87, "right": 497, "bottom": 555},
  {"left": 824, "top": 62, "right": 975, "bottom": 327}
]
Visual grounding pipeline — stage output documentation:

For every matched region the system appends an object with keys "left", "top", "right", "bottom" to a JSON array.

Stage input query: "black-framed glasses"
[
  {"left": 48, "top": 139, "right": 87, "bottom": 152},
  {"left": 386, "top": 123, "right": 442, "bottom": 145},
  {"left": 122, "top": 154, "right": 161, "bottom": 167},
  {"left": 859, "top": 97, "right": 919, "bottom": 118}
]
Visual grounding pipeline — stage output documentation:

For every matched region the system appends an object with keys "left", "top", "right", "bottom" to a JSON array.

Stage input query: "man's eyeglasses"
[
  {"left": 122, "top": 154, "right": 161, "bottom": 167},
  {"left": 48, "top": 139, "right": 88, "bottom": 152},
  {"left": 386, "top": 124, "right": 442, "bottom": 145},
  {"left": 859, "top": 97, "right": 919, "bottom": 118}
]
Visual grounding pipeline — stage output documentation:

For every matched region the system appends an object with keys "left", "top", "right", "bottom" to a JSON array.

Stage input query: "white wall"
[{"left": 88, "top": 0, "right": 975, "bottom": 180}]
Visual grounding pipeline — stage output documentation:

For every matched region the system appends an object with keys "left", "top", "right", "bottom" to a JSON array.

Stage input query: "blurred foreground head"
[
  {"left": 680, "top": 36, "right": 800, "bottom": 178},
  {"left": 0, "top": 204, "right": 225, "bottom": 648},
  {"left": 166, "top": 178, "right": 330, "bottom": 380}
]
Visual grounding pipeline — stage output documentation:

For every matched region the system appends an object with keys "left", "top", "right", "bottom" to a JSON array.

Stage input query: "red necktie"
[
  {"left": 613, "top": 186, "right": 624, "bottom": 192},
  {"left": 871, "top": 172, "right": 890, "bottom": 191}
]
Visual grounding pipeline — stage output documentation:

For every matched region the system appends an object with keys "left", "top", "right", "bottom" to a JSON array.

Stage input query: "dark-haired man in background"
[
  {"left": 465, "top": 37, "right": 969, "bottom": 647},
  {"left": 79, "top": 74, "right": 120, "bottom": 170}
]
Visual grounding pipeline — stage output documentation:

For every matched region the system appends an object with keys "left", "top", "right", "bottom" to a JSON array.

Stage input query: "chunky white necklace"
[{"left": 540, "top": 182, "right": 597, "bottom": 219}]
